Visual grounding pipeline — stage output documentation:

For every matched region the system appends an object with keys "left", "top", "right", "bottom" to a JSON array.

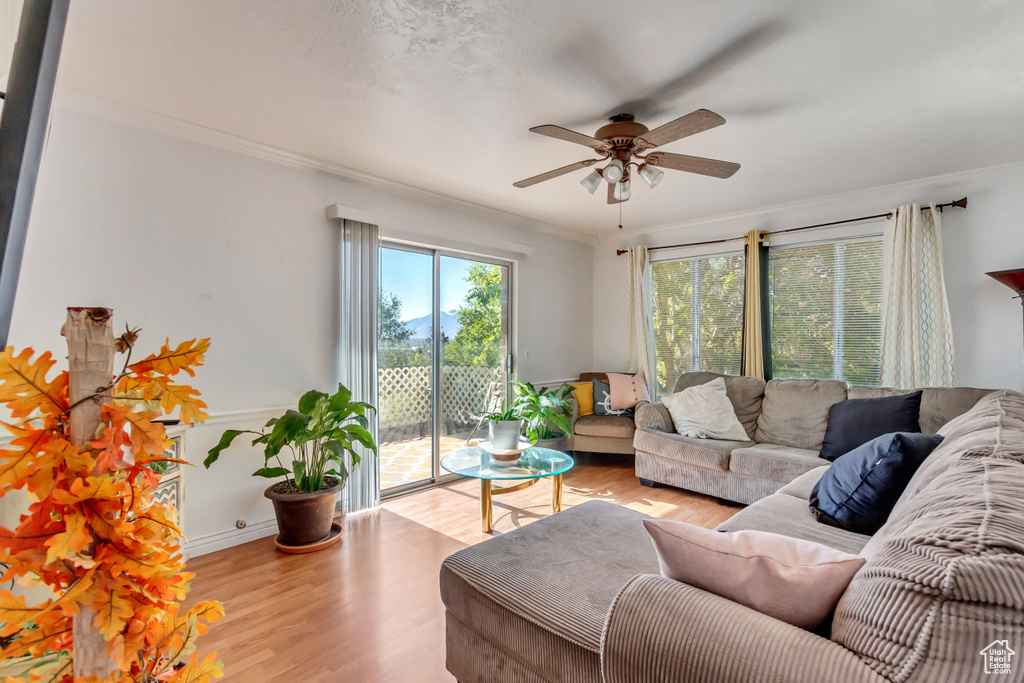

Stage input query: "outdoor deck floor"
[{"left": 379, "top": 435, "right": 481, "bottom": 489}]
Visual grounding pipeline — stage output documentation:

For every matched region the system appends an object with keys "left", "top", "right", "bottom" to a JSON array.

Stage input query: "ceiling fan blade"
[
  {"left": 607, "top": 182, "right": 626, "bottom": 204},
  {"left": 645, "top": 152, "right": 740, "bottom": 179},
  {"left": 530, "top": 125, "right": 611, "bottom": 150},
  {"left": 634, "top": 109, "right": 726, "bottom": 150},
  {"left": 513, "top": 159, "right": 599, "bottom": 188}
]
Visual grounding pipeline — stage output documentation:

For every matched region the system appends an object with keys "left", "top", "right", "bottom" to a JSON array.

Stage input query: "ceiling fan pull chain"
[{"left": 618, "top": 200, "right": 623, "bottom": 230}]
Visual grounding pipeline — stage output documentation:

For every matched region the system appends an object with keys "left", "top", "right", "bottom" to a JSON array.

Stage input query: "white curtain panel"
[
  {"left": 880, "top": 203, "right": 955, "bottom": 388},
  {"left": 339, "top": 219, "right": 380, "bottom": 513},
  {"left": 627, "top": 245, "right": 657, "bottom": 397}
]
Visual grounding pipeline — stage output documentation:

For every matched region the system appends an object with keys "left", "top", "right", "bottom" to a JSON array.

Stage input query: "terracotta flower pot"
[{"left": 264, "top": 477, "right": 343, "bottom": 547}]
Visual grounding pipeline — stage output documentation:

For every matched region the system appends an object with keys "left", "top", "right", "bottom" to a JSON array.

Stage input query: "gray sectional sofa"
[
  {"left": 440, "top": 389, "right": 1024, "bottom": 683},
  {"left": 633, "top": 371, "right": 992, "bottom": 504}
]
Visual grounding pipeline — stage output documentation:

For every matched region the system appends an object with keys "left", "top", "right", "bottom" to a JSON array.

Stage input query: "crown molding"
[
  {"left": 600, "top": 158, "right": 1024, "bottom": 245},
  {"left": 53, "top": 88, "right": 597, "bottom": 248}
]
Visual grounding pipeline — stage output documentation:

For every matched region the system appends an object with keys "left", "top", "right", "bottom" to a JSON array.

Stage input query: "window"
[
  {"left": 651, "top": 253, "right": 745, "bottom": 395},
  {"left": 768, "top": 237, "right": 883, "bottom": 385}
]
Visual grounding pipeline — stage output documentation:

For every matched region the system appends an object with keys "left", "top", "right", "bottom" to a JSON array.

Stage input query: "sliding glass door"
[{"left": 377, "top": 243, "right": 511, "bottom": 494}]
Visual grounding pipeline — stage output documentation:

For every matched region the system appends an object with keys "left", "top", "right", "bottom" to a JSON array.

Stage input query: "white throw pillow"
[{"left": 661, "top": 377, "right": 749, "bottom": 441}]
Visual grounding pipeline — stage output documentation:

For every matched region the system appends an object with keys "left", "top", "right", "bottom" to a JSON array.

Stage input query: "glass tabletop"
[{"left": 440, "top": 446, "right": 575, "bottom": 481}]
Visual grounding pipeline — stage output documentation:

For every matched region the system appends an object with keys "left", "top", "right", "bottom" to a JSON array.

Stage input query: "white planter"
[{"left": 488, "top": 419, "right": 524, "bottom": 451}]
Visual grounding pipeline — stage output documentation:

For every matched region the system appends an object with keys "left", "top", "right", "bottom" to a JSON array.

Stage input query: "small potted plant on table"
[
  {"left": 204, "top": 384, "right": 376, "bottom": 551},
  {"left": 514, "top": 381, "right": 574, "bottom": 451}
]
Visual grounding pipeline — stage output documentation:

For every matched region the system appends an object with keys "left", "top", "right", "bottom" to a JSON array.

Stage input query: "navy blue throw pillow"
[
  {"left": 592, "top": 380, "right": 634, "bottom": 417},
  {"left": 810, "top": 432, "right": 944, "bottom": 534},
  {"left": 819, "top": 391, "right": 923, "bottom": 462}
]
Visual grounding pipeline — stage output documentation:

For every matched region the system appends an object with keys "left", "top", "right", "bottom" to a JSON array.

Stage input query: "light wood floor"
[{"left": 187, "top": 453, "right": 739, "bottom": 682}]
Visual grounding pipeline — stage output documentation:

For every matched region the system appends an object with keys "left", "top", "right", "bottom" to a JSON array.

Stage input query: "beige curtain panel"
[
  {"left": 880, "top": 204, "right": 955, "bottom": 388},
  {"left": 627, "top": 245, "right": 657, "bottom": 397},
  {"left": 741, "top": 230, "right": 767, "bottom": 379}
]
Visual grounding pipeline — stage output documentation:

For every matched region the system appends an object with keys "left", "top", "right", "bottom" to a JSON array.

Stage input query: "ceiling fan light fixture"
[
  {"left": 579, "top": 168, "right": 603, "bottom": 194},
  {"left": 602, "top": 159, "right": 624, "bottom": 184},
  {"left": 613, "top": 178, "right": 631, "bottom": 201},
  {"left": 638, "top": 163, "right": 665, "bottom": 188}
]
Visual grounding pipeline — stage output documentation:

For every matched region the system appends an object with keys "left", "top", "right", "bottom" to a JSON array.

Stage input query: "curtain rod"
[{"left": 615, "top": 197, "right": 968, "bottom": 256}]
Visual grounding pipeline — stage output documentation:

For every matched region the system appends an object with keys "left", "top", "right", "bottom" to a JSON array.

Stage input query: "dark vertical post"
[
  {"left": 0, "top": 0, "right": 70, "bottom": 346},
  {"left": 759, "top": 240, "right": 772, "bottom": 380}
]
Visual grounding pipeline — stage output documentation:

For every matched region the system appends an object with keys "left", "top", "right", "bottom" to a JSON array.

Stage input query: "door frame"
[{"left": 378, "top": 240, "right": 516, "bottom": 499}]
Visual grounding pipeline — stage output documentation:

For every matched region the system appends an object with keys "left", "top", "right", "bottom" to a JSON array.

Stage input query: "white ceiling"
[{"left": 55, "top": 0, "right": 1024, "bottom": 237}]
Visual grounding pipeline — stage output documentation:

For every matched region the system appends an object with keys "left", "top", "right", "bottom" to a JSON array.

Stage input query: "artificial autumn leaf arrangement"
[{"left": 0, "top": 308, "right": 223, "bottom": 683}]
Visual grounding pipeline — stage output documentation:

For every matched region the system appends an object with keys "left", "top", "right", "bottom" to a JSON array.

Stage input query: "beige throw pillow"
[
  {"left": 607, "top": 371, "right": 651, "bottom": 410},
  {"left": 644, "top": 519, "right": 865, "bottom": 629},
  {"left": 660, "top": 377, "right": 748, "bottom": 441}
]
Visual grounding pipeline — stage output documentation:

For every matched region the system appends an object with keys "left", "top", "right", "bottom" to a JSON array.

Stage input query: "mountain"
[{"left": 404, "top": 311, "right": 461, "bottom": 340}]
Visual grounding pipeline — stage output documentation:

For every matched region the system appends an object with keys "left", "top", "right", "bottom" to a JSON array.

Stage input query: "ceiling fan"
[{"left": 513, "top": 109, "right": 740, "bottom": 204}]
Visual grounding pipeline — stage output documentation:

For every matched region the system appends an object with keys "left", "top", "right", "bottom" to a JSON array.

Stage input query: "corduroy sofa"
[
  {"left": 633, "top": 371, "right": 992, "bottom": 504},
  {"left": 565, "top": 372, "right": 643, "bottom": 455},
  {"left": 439, "top": 389, "right": 1024, "bottom": 683}
]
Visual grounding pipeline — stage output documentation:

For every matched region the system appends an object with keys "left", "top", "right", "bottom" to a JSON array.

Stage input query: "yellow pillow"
[{"left": 571, "top": 382, "right": 594, "bottom": 416}]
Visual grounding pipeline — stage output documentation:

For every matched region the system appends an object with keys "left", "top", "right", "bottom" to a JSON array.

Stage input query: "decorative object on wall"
[
  {"left": 987, "top": 267, "right": 1024, "bottom": 370},
  {"left": 0, "top": 307, "right": 223, "bottom": 681},
  {"left": 514, "top": 110, "right": 740, "bottom": 204},
  {"left": 741, "top": 230, "right": 768, "bottom": 379},
  {"left": 204, "top": 384, "right": 377, "bottom": 552},
  {"left": 626, "top": 245, "right": 657, "bottom": 397},
  {"left": 880, "top": 203, "right": 956, "bottom": 388}
]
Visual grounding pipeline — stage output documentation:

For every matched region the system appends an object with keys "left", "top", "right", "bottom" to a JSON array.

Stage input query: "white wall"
[
  {"left": 6, "top": 99, "right": 593, "bottom": 554},
  {"left": 593, "top": 163, "right": 1024, "bottom": 393}
]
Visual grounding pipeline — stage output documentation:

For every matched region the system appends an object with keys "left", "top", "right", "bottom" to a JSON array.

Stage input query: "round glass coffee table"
[{"left": 440, "top": 446, "right": 575, "bottom": 533}]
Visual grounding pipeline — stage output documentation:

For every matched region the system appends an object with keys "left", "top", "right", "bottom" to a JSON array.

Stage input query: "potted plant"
[
  {"left": 514, "top": 381, "right": 574, "bottom": 451},
  {"left": 204, "top": 384, "right": 376, "bottom": 548},
  {"left": 478, "top": 401, "right": 525, "bottom": 459}
]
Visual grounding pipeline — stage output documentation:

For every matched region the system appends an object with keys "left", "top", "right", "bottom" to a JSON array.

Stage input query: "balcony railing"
[{"left": 378, "top": 364, "right": 503, "bottom": 445}]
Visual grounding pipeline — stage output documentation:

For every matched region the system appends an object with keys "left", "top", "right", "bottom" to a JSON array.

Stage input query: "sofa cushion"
[
  {"left": 440, "top": 500, "right": 658, "bottom": 682},
  {"left": 570, "top": 382, "right": 595, "bottom": 416},
  {"left": 730, "top": 443, "right": 830, "bottom": 483},
  {"left": 831, "top": 391, "right": 1024, "bottom": 682},
  {"left": 717, "top": 489, "right": 870, "bottom": 555},
  {"left": 755, "top": 379, "right": 848, "bottom": 450},
  {"left": 674, "top": 371, "right": 766, "bottom": 440},
  {"left": 634, "top": 402, "right": 673, "bottom": 432},
  {"left": 810, "top": 432, "right": 944, "bottom": 534},
  {"left": 574, "top": 414, "right": 635, "bottom": 439},
  {"left": 777, "top": 466, "right": 830, "bottom": 499},
  {"left": 661, "top": 378, "right": 749, "bottom": 441},
  {"left": 607, "top": 371, "right": 651, "bottom": 410},
  {"left": 818, "top": 391, "right": 923, "bottom": 461},
  {"left": 633, "top": 429, "right": 751, "bottom": 471},
  {"left": 848, "top": 385, "right": 992, "bottom": 435},
  {"left": 644, "top": 519, "right": 865, "bottom": 629},
  {"left": 593, "top": 380, "right": 635, "bottom": 417}
]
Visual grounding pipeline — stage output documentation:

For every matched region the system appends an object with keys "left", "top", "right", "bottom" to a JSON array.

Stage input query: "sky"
[{"left": 380, "top": 248, "right": 480, "bottom": 321}]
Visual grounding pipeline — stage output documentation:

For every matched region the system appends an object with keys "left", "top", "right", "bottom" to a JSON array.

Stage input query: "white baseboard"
[{"left": 185, "top": 517, "right": 278, "bottom": 558}]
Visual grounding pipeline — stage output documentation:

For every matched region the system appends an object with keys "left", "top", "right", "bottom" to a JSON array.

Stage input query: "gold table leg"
[
  {"left": 481, "top": 479, "right": 493, "bottom": 533},
  {"left": 552, "top": 473, "right": 563, "bottom": 513}
]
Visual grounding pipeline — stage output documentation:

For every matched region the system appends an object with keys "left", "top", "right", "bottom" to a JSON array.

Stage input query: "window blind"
[
  {"left": 768, "top": 237, "right": 883, "bottom": 386},
  {"left": 651, "top": 253, "right": 745, "bottom": 395}
]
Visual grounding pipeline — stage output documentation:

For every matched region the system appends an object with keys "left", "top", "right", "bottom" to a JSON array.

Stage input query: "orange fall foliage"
[{"left": 0, "top": 335, "right": 224, "bottom": 682}]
